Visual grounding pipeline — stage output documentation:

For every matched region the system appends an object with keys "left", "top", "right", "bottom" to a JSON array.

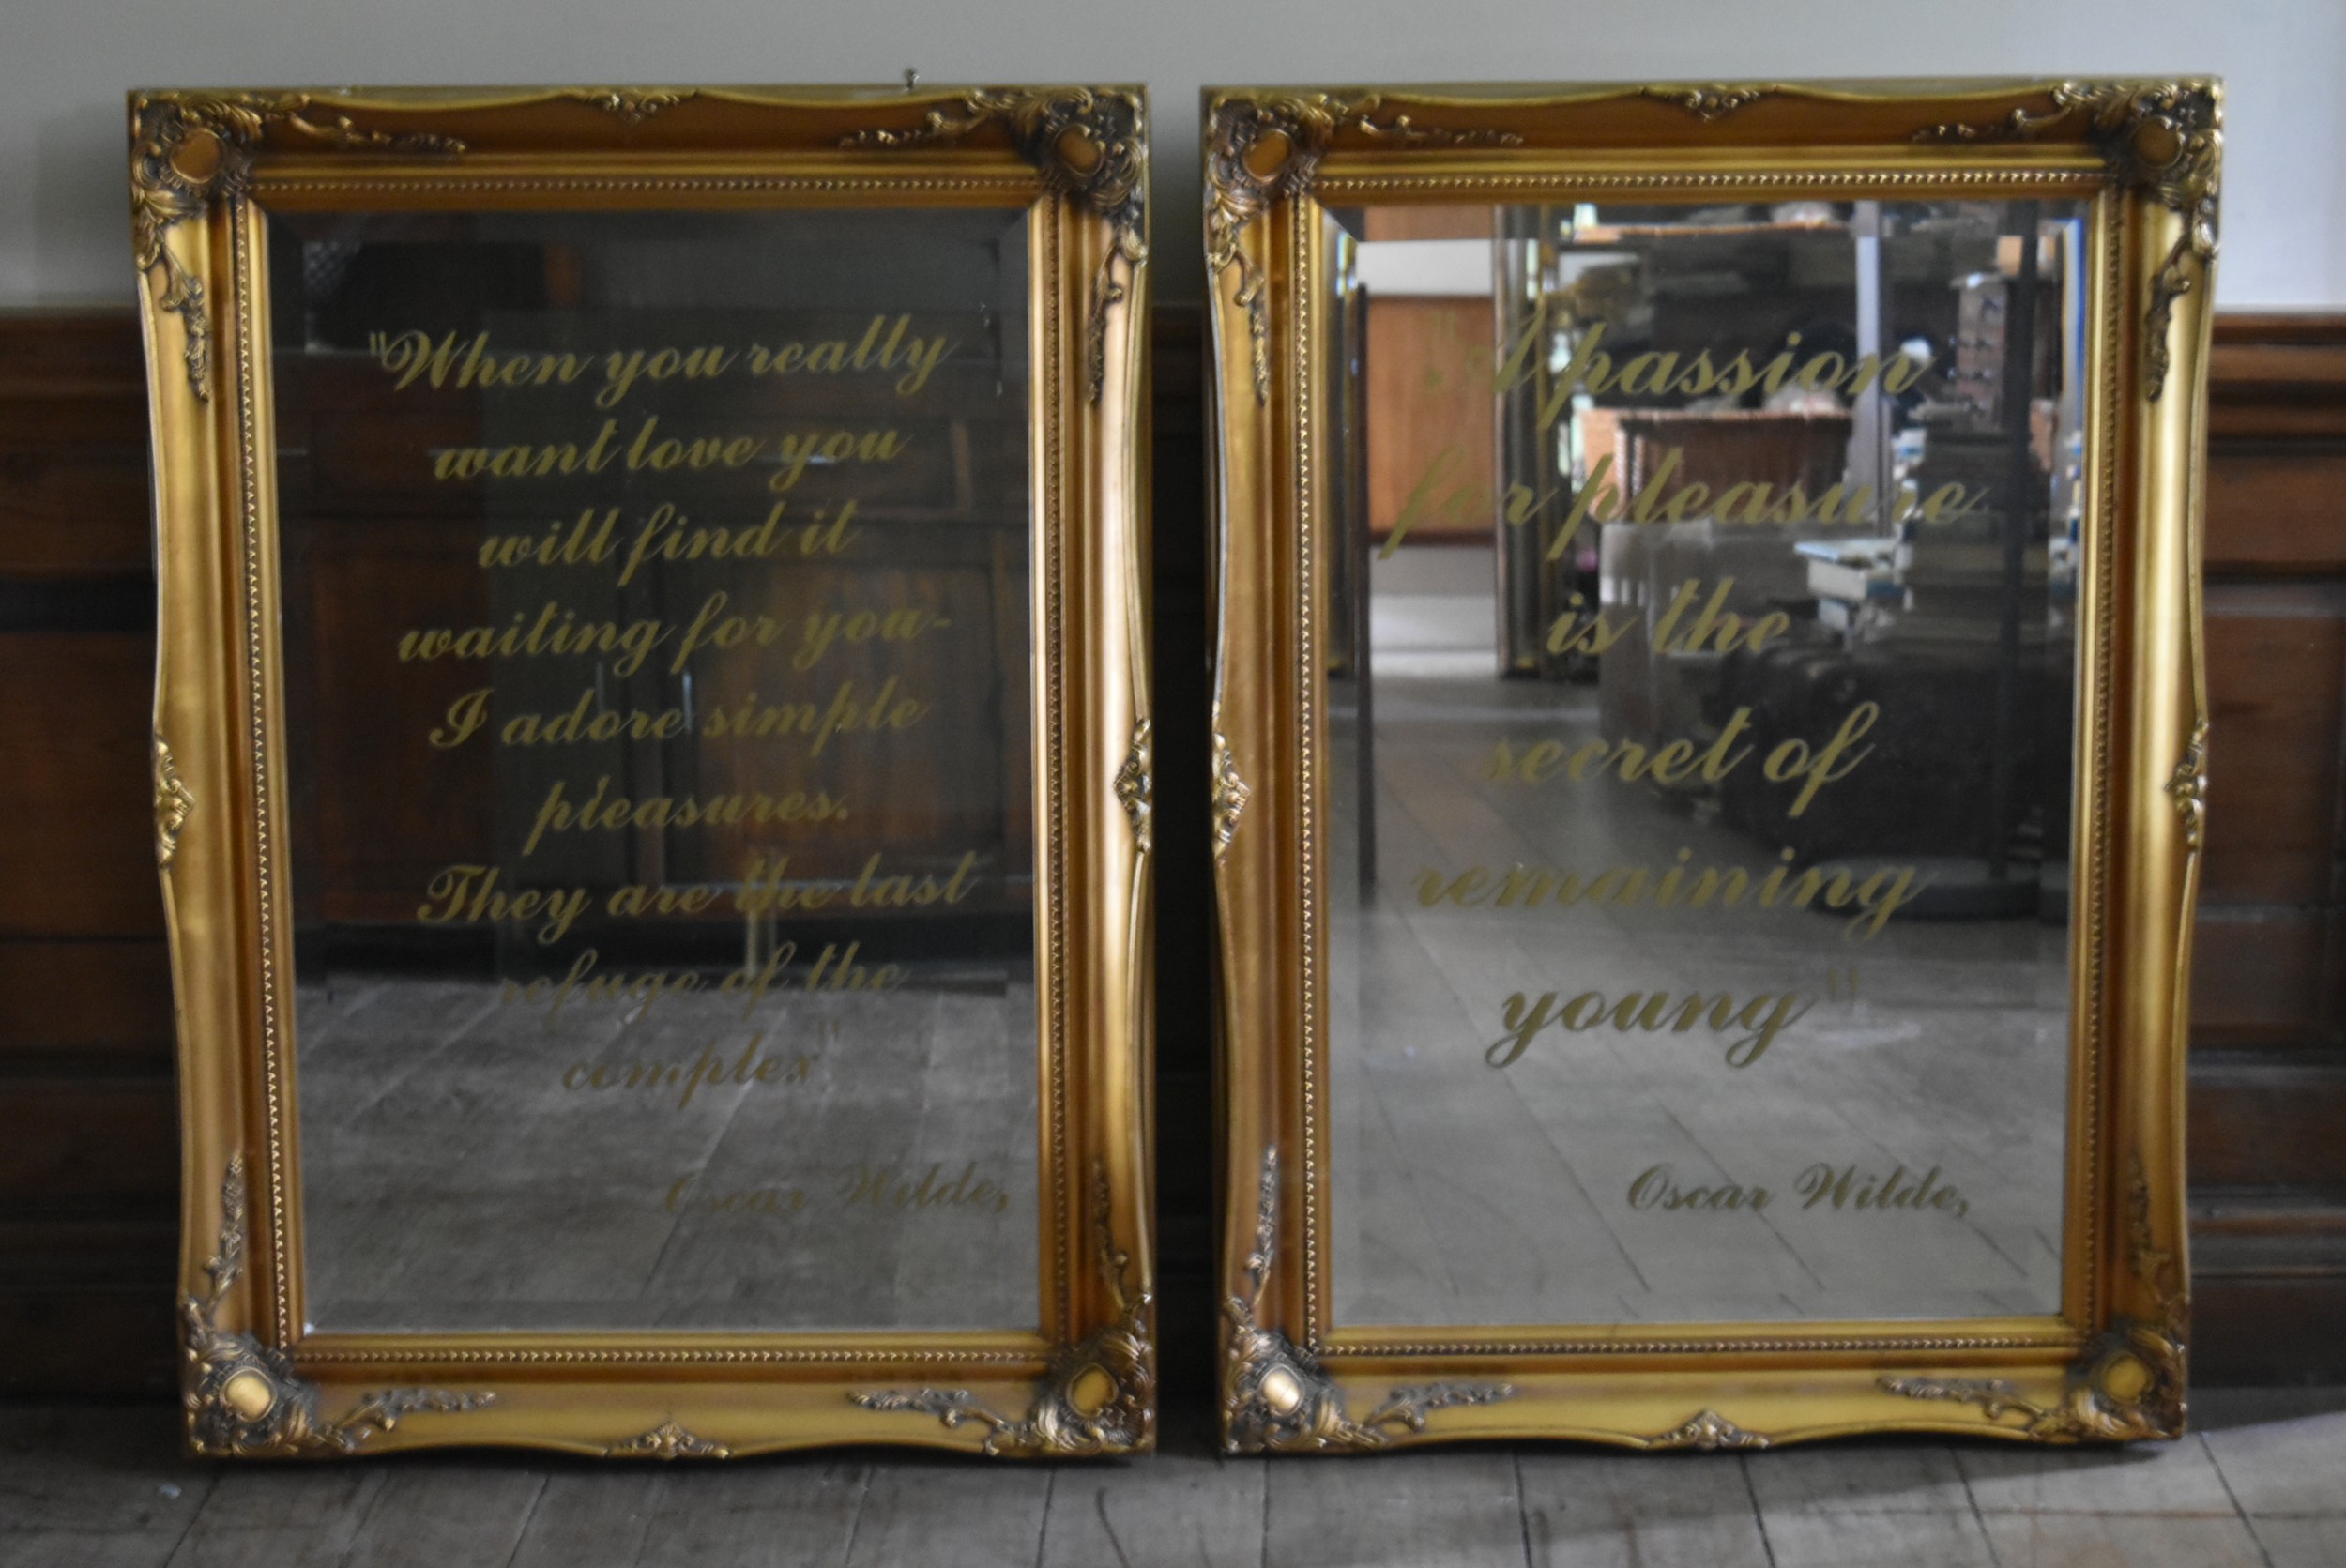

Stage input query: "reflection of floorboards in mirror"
[
  {"left": 295, "top": 973, "right": 1040, "bottom": 1334},
  {"left": 1363, "top": 914, "right": 1656, "bottom": 1314},
  {"left": 294, "top": 979, "right": 507, "bottom": 1128},
  {"left": 880, "top": 983, "right": 1041, "bottom": 1327},
  {"left": 1329, "top": 662, "right": 2071, "bottom": 1330}
]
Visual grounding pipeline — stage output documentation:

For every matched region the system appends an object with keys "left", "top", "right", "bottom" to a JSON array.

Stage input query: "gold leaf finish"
[
  {"left": 852, "top": 1165, "right": 1154, "bottom": 1455},
  {"left": 1641, "top": 1409, "right": 1773, "bottom": 1450},
  {"left": 1205, "top": 94, "right": 1519, "bottom": 403},
  {"left": 1882, "top": 1155, "right": 2186, "bottom": 1440},
  {"left": 1210, "top": 730, "right": 1249, "bottom": 861},
  {"left": 1919, "top": 81, "right": 2220, "bottom": 400},
  {"left": 1878, "top": 1323, "right": 2183, "bottom": 1442},
  {"left": 1114, "top": 718, "right": 1154, "bottom": 855},
  {"left": 1640, "top": 84, "right": 1776, "bottom": 121},
  {"left": 1224, "top": 1150, "right": 1513, "bottom": 1452},
  {"left": 141, "top": 85, "right": 1153, "bottom": 1456},
  {"left": 1208, "top": 79, "right": 2208, "bottom": 1450},
  {"left": 130, "top": 92, "right": 464, "bottom": 400},
  {"left": 2167, "top": 719, "right": 2209, "bottom": 853},
  {"left": 152, "top": 733, "right": 192, "bottom": 869},
  {"left": 606, "top": 1419, "right": 731, "bottom": 1459},
  {"left": 847, "top": 88, "right": 1146, "bottom": 403},
  {"left": 568, "top": 88, "right": 694, "bottom": 123},
  {"left": 182, "top": 1157, "right": 493, "bottom": 1457}
]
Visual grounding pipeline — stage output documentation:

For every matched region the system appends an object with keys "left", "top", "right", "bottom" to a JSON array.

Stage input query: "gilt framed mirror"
[
  {"left": 1207, "top": 80, "right": 2214, "bottom": 1449},
  {"left": 138, "top": 84, "right": 1152, "bottom": 1457}
]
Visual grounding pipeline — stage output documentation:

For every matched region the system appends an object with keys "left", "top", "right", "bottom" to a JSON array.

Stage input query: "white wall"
[{"left": 7, "top": 0, "right": 2341, "bottom": 307}]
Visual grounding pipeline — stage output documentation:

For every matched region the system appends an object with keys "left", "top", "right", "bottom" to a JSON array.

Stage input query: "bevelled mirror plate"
[
  {"left": 139, "top": 85, "right": 1152, "bottom": 1457},
  {"left": 1208, "top": 80, "right": 2214, "bottom": 1450}
]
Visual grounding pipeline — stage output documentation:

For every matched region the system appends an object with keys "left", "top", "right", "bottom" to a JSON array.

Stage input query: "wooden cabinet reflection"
[{"left": 272, "top": 345, "right": 1032, "bottom": 951}]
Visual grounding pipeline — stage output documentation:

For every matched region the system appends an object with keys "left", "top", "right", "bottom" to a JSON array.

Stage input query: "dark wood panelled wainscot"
[
  {"left": 2, "top": 308, "right": 2340, "bottom": 1398},
  {"left": 2188, "top": 313, "right": 2346, "bottom": 1382},
  {"left": 0, "top": 312, "right": 178, "bottom": 1396}
]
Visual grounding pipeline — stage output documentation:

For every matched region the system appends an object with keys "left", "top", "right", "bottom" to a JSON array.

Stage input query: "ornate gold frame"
[
  {"left": 1206, "top": 80, "right": 2214, "bottom": 1449},
  {"left": 137, "top": 84, "right": 1153, "bottom": 1457}
]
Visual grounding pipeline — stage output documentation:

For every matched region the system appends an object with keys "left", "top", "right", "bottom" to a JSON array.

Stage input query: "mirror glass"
[
  {"left": 267, "top": 206, "right": 1041, "bottom": 1333},
  {"left": 1325, "top": 198, "right": 2085, "bottom": 1327}
]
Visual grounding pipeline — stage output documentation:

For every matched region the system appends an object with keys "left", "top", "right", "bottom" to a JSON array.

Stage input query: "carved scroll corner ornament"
[
  {"left": 152, "top": 733, "right": 192, "bottom": 870},
  {"left": 1916, "top": 81, "right": 2219, "bottom": 401},
  {"left": 1205, "top": 93, "right": 1521, "bottom": 404},
  {"left": 183, "top": 1154, "right": 493, "bottom": 1457},
  {"left": 850, "top": 1164, "right": 1153, "bottom": 1456},
  {"left": 1641, "top": 1408, "right": 1772, "bottom": 1451},
  {"left": 130, "top": 92, "right": 465, "bottom": 402},
  {"left": 1877, "top": 1320, "right": 2185, "bottom": 1443},
  {"left": 2166, "top": 718, "right": 2209, "bottom": 854},
  {"left": 1114, "top": 717, "right": 1154, "bottom": 855},
  {"left": 606, "top": 1418, "right": 730, "bottom": 1459},
  {"left": 1224, "top": 1149, "right": 1514, "bottom": 1453},
  {"left": 1881, "top": 1153, "right": 2187, "bottom": 1442},
  {"left": 1209, "top": 730, "right": 1249, "bottom": 861},
  {"left": 845, "top": 87, "right": 1146, "bottom": 404}
]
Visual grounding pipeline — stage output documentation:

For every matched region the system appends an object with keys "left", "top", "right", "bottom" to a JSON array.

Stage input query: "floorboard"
[
  {"left": 0, "top": 1398, "right": 2338, "bottom": 1568},
  {"left": 1263, "top": 1450, "right": 1529, "bottom": 1568},
  {"left": 1515, "top": 1450, "right": 1771, "bottom": 1568},
  {"left": 504, "top": 1470, "right": 662, "bottom": 1568},
  {"left": 632, "top": 1459, "right": 870, "bottom": 1568},
  {"left": 337, "top": 1464, "right": 544, "bottom": 1568},
  {"left": 839, "top": 1457, "right": 1050, "bottom": 1568},
  {"left": 1039, "top": 1448, "right": 1265, "bottom": 1568},
  {"left": 1740, "top": 1444, "right": 1997, "bottom": 1568}
]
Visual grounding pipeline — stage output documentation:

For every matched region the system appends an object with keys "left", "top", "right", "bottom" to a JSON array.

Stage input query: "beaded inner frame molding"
[
  {"left": 1205, "top": 79, "right": 2216, "bottom": 1451},
  {"left": 136, "top": 84, "right": 1153, "bottom": 1458}
]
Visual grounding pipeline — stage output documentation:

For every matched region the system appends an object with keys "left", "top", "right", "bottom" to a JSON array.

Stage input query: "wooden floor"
[{"left": 4, "top": 1391, "right": 2341, "bottom": 1567}]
